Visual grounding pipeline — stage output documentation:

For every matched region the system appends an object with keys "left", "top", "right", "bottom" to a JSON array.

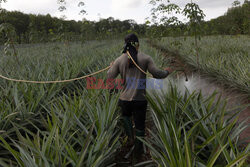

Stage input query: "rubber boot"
[{"left": 122, "top": 116, "right": 134, "bottom": 145}]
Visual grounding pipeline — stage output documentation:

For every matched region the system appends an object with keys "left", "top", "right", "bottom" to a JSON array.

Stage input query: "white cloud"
[
  {"left": 109, "top": 0, "right": 149, "bottom": 23},
  {"left": 1, "top": 0, "right": 58, "bottom": 15},
  {"left": 1, "top": 0, "right": 87, "bottom": 21},
  {"left": 1, "top": 0, "right": 246, "bottom": 23},
  {"left": 111, "top": 0, "right": 143, "bottom": 11}
]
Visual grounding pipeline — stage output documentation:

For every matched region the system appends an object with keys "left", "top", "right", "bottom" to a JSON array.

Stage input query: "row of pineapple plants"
[
  {"left": 0, "top": 39, "right": 248, "bottom": 166},
  {"left": 151, "top": 35, "right": 250, "bottom": 96}
]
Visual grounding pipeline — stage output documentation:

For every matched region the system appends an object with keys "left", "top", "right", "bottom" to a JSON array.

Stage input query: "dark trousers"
[{"left": 118, "top": 99, "right": 147, "bottom": 131}]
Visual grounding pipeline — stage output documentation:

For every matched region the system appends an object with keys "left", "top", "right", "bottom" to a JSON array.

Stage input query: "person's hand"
[{"left": 164, "top": 67, "right": 173, "bottom": 74}]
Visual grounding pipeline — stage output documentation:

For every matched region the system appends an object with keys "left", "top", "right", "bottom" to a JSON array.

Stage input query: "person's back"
[
  {"left": 106, "top": 33, "right": 172, "bottom": 161},
  {"left": 107, "top": 52, "right": 170, "bottom": 100}
]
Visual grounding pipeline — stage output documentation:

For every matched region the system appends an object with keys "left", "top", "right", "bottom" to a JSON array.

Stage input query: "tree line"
[
  {"left": 0, "top": 0, "right": 249, "bottom": 44},
  {"left": 0, "top": 9, "right": 148, "bottom": 44},
  {"left": 205, "top": 0, "right": 249, "bottom": 35},
  {"left": 148, "top": 0, "right": 250, "bottom": 38}
]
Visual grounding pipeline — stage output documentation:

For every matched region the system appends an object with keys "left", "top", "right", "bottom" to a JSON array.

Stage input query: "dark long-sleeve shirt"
[{"left": 107, "top": 52, "right": 169, "bottom": 101}]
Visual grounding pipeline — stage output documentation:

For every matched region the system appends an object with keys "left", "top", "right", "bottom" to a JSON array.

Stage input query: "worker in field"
[{"left": 107, "top": 33, "right": 172, "bottom": 159}]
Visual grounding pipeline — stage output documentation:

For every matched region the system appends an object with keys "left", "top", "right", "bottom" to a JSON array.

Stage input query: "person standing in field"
[{"left": 107, "top": 33, "right": 172, "bottom": 158}]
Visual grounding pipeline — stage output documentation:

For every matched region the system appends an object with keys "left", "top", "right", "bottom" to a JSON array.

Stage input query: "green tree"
[{"left": 0, "top": 11, "right": 30, "bottom": 43}]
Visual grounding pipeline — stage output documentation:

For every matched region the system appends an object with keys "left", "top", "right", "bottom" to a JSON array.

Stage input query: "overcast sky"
[{"left": 1, "top": 0, "right": 245, "bottom": 24}]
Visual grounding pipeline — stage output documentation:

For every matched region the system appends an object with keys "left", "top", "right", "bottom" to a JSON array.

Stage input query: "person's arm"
[
  {"left": 147, "top": 56, "right": 171, "bottom": 79},
  {"left": 107, "top": 59, "right": 120, "bottom": 79},
  {"left": 107, "top": 59, "right": 120, "bottom": 95}
]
